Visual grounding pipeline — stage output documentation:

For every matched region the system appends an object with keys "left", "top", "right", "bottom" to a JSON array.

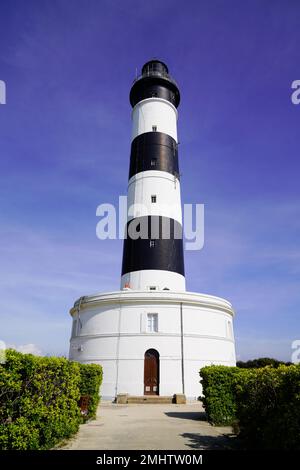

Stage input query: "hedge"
[
  {"left": 0, "top": 349, "right": 102, "bottom": 450},
  {"left": 237, "top": 357, "right": 292, "bottom": 368},
  {"left": 235, "top": 365, "right": 300, "bottom": 450},
  {"left": 79, "top": 363, "right": 103, "bottom": 421},
  {"left": 200, "top": 365, "right": 240, "bottom": 425},
  {"left": 200, "top": 364, "right": 300, "bottom": 450}
]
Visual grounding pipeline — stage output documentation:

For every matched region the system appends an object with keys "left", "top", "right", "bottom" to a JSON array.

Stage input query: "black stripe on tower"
[
  {"left": 130, "top": 60, "right": 180, "bottom": 108},
  {"left": 121, "top": 216, "right": 184, "bottom": 276},
  {"left": 129, "top": 132, "right": 179, "bottom": 180}
]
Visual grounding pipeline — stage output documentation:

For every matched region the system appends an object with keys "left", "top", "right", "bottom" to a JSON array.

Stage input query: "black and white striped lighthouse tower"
[{"left": 121, "top": 60, "right": 186, "bottom": 292}]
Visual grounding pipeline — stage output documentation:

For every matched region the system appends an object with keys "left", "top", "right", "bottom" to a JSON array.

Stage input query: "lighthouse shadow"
[
  {"left": 165, "top": 411, "right": 207, "bottom": 422},
  {"left": 181, "top": 432, "right": 240, "bottom": 450}
]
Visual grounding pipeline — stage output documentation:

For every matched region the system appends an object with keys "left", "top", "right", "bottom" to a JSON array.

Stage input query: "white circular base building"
[{"left": 69, "top": 289, "right": 236, "bottom": 399}]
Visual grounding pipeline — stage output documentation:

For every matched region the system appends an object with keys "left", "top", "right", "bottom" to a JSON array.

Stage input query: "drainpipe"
[
  {"left": 115, "top": 298, "right": 122, "bottom": 397},
  {"left": 77, "top": 296, "right": 84, "bottom": 335},
  {"left": 180, "top": 302, "right": 185, "bottom": 395}
]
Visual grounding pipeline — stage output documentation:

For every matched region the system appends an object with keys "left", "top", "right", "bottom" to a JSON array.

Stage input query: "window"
[
  {"left": 152, "top": 125, "right": 157, "bottom": 132},
  {"left": 150, "top": 240, "right": 155, "bottom": 248},
  {"left": 147, "top": 313, "right": 158, "bottom": 332},
  {"left": 150, "top": 158, "right": 157, "bottom": 167},
  {"left": 151, "top": 195, "right": 157, "bottom": 203},
  {"left": 149, "top": 286, "right": 157, "bottom": 291}
]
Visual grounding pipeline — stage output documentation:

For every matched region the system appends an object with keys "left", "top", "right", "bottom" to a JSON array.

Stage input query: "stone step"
[
  {"left": 116, "top": 393, "right": 186, "bottom": 404},
  {"left": 127, "top": 395, "right": 174, "bottom": 404}
]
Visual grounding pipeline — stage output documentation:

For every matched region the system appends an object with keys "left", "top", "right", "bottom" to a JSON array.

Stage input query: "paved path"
[{"left": 62, "top": 401, "right": 237, "bottom": 450}]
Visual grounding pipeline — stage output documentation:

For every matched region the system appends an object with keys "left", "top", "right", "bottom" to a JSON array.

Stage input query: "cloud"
[
  {"left": 8, "top": 343, "right": 42, "bottom": 356},
  {"left": 235, "top": 337, "right": 297, "bottom": 362}
]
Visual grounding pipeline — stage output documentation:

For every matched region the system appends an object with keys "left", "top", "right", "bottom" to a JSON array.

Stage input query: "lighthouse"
[
  {"left": 121, "top": 60, "right": 185, "bottom": 292},
  {"left": 69, "top": 60, "right": 236, "bottom": 400}
]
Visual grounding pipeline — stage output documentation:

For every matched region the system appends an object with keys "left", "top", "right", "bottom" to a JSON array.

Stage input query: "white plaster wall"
[
  {"left": 160, "top": 359, "right": 182, "bottom": 395},
  {"left": 72, "top": 304, "right": 120, "bottom": 336},
  {"left": 117, "top": 359, "right": 144, "bottom": 395},
  {"left": 117, "top": 302, "right": 181, "bottom": 334},
  {"left": 131, "top": 98, "right": 178, "bottom": 142},
  {"left": 183, "top": 305, "right": 233, "bottom": 338}
]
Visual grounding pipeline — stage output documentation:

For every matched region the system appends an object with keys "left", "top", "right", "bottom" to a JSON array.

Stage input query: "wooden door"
[{"left": 144, "top": 349, "right": 159, "bottom": 395}]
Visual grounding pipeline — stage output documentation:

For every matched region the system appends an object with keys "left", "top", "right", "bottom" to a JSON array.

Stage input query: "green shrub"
[
  {"left": 235, "top": 364, "right": 300, "bottom": 449},
  {"left": 0, "top": 350, "right": 103, "bottom": 450},
  {"left": 200, "top": 365, "right": 241, "bottom": 425},
  {"left": 79, "top": 363, "right": 103, "bottom": 421},
  {"left": 236, "top": 357, "right": 292, "bottom": 368},
  {"left": 200, "top": 364, "right": 300, "bottom": 450}
]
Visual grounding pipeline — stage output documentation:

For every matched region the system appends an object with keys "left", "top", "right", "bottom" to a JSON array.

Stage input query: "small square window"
[
  {"left": 151, "top": 195, "right": 156, "bottom": 203},
  {"left": 150, "top": 240, "right": 155, "bottom": 248},
  {"left": 150, "top": 158, "right": 157, "bottom": 167},
  {"left": 152, "top": 125, "right": 157, "bottom": 132}
]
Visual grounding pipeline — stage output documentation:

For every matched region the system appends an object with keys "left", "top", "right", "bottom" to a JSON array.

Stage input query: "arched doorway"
[{"left": 144, "top": 349, "right": 159, "bottom": 395}]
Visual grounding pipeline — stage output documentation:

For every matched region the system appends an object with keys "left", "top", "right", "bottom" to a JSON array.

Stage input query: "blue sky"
[{"left": 0, "top": 0, "right": 299, "bottom": 360}]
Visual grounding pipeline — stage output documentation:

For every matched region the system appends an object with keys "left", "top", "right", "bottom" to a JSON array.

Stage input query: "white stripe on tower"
[
  {"left": 121, "top": 60, "right": 185, "bottom": 292},
  {"left": 127, "top": 171, "right": 182, "bottom": 224},
  {"left": 132, "top": 97, "right": 178, "bottom": 142}
]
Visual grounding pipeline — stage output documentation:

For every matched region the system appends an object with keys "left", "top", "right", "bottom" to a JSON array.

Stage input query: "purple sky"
[{"left": 0, "top": 0, "right": 299, "bottom": 360}]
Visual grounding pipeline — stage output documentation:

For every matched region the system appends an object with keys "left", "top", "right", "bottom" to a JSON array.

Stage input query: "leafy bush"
[
  {"left": 200, "top": 364, "right": 300, "bottom": 450},
  {"left": 235, "top": 365, "right": 300, "bottom": 449},
  {"left": 79, "top": 363, "right": 103, "bottom": 421},
  {"left": 200, "top": 365, "right": 241, "bottom": 425},
  {"left": 236, "top": 357, "right": 291, "bottom": 368},
  {"left": 0, "top": 350, "right": 102, "bottom": 450}
]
